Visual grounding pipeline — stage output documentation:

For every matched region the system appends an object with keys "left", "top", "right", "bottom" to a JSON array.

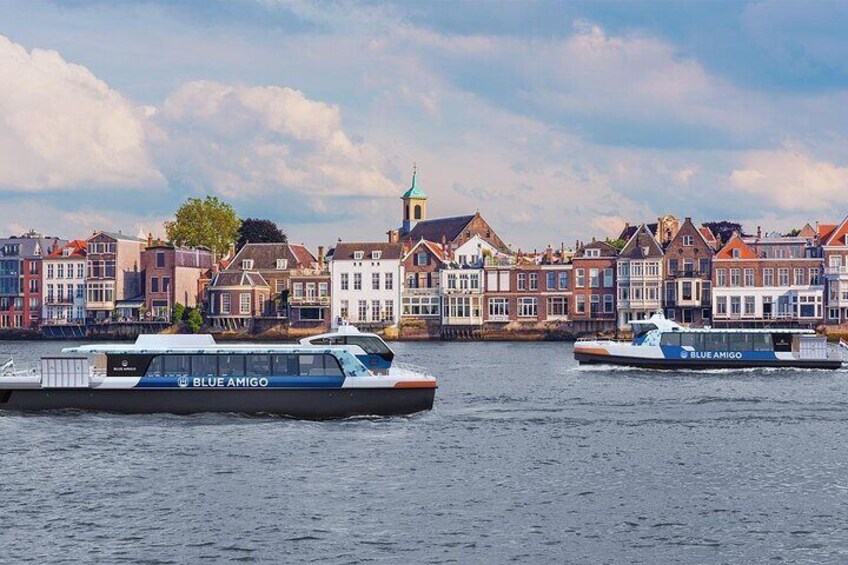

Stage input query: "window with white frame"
[
  {"left": 371, "top": 300, "right": 381, "bottom": 321},
  {"left": 809, "top": 268, "right": 820, "bottom": 285},
  {"left": 242, "top": 259, "right": 254, "bottom": 270},
  {"left": 239, "top": 293, "right": 251, "bottom": 314},
  {"left": 763, "top": 268, "right": 774, "bottom": 286},
  {"left": 778, "top": 268, "right": 789, "bottom": 286},
  {"left": 603, "top": 268, "right": 613, "bottom": 287},
  {"left": 744, "top": 268, "right": 754, "bottom": 287},
  {"left": 716, "top": 268, "right": 727, "bottom": 287},
  {"left": 575, "top": 294, "right": 586, "bottom": 314},
  {"left": 575, "top": 268, "right": 585, "bottom": 287},
  {"left": 794, "top": 268, "right": 805, "bottom": 286},
  {"left": 354, "top": 273, "right": 362, "bottom": 290},
  {"left": 732, "top": 248, "right": 741, "bottom": 259},
  {"left": 221, "top": 293, "right": 231, "bottom": 314},
  {"left": 529, "top": 272, "right": 538, "bottom": 291},
  {"left": 372, "top": 272, "right": 380, "bottom": 290},
  {"left": 744, "top": 296, "right": 755, "bottom": 316},
  {"left": 589, "top": 268, "right": 599, "bottom": 287},
  {"left": 358, "top": 300, "right": 367, "bottom": 321},
  {"left": 403, "top": 295, "right": 440, "bottom": 316},
  {"left": 716, "top": 296, "right": 727, "bottom": 315},
  {"left": 383, "top": 300, "right": 393, "bottom": 321},
  {"left": 517, "top": 273, "right": 526, "bottom": 290},
  {"left": 353, "top": 251, "right": 364, "bottom": 261},
  {"left": 488, "top": 297, "right": 509, "bottom": 319},
  {"left": 547, "top": 296, "right": 568, "bottom": 318},
  {"left": 730, "top": 296, "right": 741, "bottom": 315},
  {"left": 730, "top": 268, "right": 740, "bottom": 286},
  {"left": 340, "top": 300, "right": 349, "bottom": 319},
  {"left": 385, "top": 272, "right": 393, "bottom": 290},
  {"left": 603, "top": 294, "right": 614, "bottom": 313},
  {"left": 340, "top": 273, "right": 349, "bottom": 291},
  {"left": 319, "top": 282, "right": 329, "bottom": 297},
  {"left": 682, "top": 235, "right": 694, "bottom": 246},
  {"left": 585, "top": 248, "right": 600, "bottom": 258},
  {"left": 558, "top": 271, "right": 569, "bottom": 289},
  {"left": 416, "top": 252, "right": 429, "bottom": 266},
  {"left": 518, "top": 297, "right": 537, "bottom": 317},
  {"left": 293, "top": 283, "right": 304, "bottom": 298},
  {"left": 372, "top": 250, "right": 382, "bottom": 260}
]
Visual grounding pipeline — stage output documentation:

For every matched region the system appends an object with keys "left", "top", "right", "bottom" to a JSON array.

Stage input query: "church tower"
[{"left": 401, "top": 164, "right": 427, "bottom": 236}]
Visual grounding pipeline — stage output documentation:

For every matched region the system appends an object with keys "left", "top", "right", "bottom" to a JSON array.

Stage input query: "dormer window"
[
  {"left": 242, "top": 259, "right": 254, "bottom": 270},
  {"left": 276, "top": 259, "right": 288, "bottom": 270},
  {"left": 642, "top": 246, "right": 650, "bottom": 256},
  {"left": 585, "top": 248, "right": 600, "bottom": 258},
  {"left": 353, "top": 251, "right": 364, "bottom": 261},
  {"left": 62, "top": 248, "right": 72, "bottom": 257},
  {"left": 372, "top": 250, "right": 382, "bottom": 260},
  {"left": 731, "top": 248, "right": 741, "bottom": 259}
]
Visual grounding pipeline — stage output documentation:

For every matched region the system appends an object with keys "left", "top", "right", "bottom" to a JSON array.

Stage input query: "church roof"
[
  {"left": 401, "top": 168, "right": 427, "bottom": 200},
  {"left": 403, "top": 215, "right": 475, "bottom": 244}
]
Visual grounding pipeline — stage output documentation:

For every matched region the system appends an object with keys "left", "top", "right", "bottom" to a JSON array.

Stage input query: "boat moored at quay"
[
  {"left": 574, "top": 313, "right": 843, "bottom": 370},
  {"left": 0, "top": 335, "right": 436, "bottom": 418}
]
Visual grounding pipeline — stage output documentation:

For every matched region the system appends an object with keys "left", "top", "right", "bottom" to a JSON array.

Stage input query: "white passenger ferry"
[
  {"left": 574, "top": 313, "right": 843, "bottom": 370},
  {"left": 0, "top": 335, "right": 436, "bottom": 418}
]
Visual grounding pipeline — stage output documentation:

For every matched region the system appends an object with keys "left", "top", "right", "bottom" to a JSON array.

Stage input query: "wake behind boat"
[
  {"left": 574, "top": 312, "right": 843, "bottom": 370},
  {"left": 0, "top": 334, "right": 436, "bottom": 418}
]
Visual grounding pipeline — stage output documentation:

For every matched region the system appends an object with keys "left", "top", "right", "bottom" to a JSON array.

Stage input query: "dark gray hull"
[
  {"left": 575, "top": 352, "right": 843, "bottom": 370},
  {"left": 0, "top": 388, "right": 436, "bottom": 419}
]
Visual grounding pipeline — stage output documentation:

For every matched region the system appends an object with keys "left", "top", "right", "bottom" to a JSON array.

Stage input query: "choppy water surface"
[{"left": 2, "top": 340, "right": 848, "bottom": 564}]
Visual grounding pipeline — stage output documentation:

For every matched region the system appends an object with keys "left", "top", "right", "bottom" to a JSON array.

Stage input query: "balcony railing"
[
  {"left": 289, "top": 295, "right": 330, "bottom": 306},
  {"left": 826, "top": 266, "right": 848, "bottom": 276}
]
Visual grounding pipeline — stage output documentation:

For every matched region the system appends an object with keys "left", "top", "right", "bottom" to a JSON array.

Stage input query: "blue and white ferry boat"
[
  {"left": 0, "top": 335, "right": 436, "bottom": 418},
  {"left": 574, "top": 313, "right": 843, "bottom": 370}
]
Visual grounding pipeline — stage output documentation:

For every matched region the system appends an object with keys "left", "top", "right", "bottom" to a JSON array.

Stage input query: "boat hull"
[
  {"left": 0, "top": 387, "right": 436, "bottom": 419},
  {"left": 575, "top": 351, "right": 843, "bottom": 370}
]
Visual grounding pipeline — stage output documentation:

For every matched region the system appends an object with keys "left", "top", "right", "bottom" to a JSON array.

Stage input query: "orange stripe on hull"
[
  {"left": 573, "top": 347, "right": 610, "bottom": 356},
  {"left": 394, "top": 380, "right": 437, "bottom": 388}
]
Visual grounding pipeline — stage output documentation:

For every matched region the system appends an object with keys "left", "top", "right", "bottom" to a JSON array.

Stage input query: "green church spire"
[{"left": 401, "top": 163, "right": 427, "bottom": 200}]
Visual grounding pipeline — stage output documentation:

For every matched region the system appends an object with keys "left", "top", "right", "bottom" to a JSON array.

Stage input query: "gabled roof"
[
  {"left": 699, "top": 226, "right": 717, "bottom": 244},
  {"left": 575, "top": 240, "right": 618, "bottom": 258},
  {"left": 819, "top": 223, "right": 838, "bottom": 242},
  {"left": 46, "top": 240, "right": 87, "bottom": 259},
  {"left": 332, "top": 242, "right": 403, "bottom": 261},
  {"left": 620, "top": 224, "right": 664, "bottom": 259},
  {"left": 715, "top": 233, "right": 757, "bottom": 259},
  {"left": 823, "top": 216, "right": 848, "bottom": 246},
  {"left": 210, "top": 271, "right": 269, "bottom": 288},
  {"left": 403, "top": 214, "right": 476, "bottom": 244},
  {"left": 798, "top": 223, "right": 817, "bottom": 238},
  {"left": 402, "top": 239, "right": 451, "bottom": 264},
  {"left": 92, "top": 231, "right": 146, "bottom": 242},
  {"left": 619, "top": 222, "right": 658, "bottom": 243},
  {"left": 228, "top": 242, "right": 317, "bottom": 271}
]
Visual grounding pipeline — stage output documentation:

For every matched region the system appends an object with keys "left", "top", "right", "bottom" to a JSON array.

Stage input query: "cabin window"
[
  {"left": 704, "top": 333, "right": 728, "bottom": 351},
  {"left": 246, "top": 355, "right": 271, "bottom": 377},
  {"left": 346, "top": 335, "right": 391, "bottom": 355},
  {"left": 659, "top": 333, "right": 681, "bottom": 347},
  {"left": 219, "top": 355, "right": 247, "bottom": 377},
  {"left": 680, "top": 333, "right": 703, "bottom": 350},
  {"left": 271, "top": 354, "right": 300, "bottom": 375},
  {"left": 191, "top": 355, "right": 217, "bottom": 377},
  {"left": 727, "top": 333, "right": 753, "bottom": 351},
  {"left": 161, "top": 355, "right": 190, "bottom": 375},
  {"left": 145, "top": 356, "right": 163, "bottom": 377},
  {"left": 752, "top": 334, "right": 773, "bottom": 352},
  {"left": 298, "top": 354, "right": 344, "bottom": 377}
]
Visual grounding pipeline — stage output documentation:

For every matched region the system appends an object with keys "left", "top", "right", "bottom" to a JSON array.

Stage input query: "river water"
[{"left": 1, "top": 340, "right": 848, "bottom": 564}]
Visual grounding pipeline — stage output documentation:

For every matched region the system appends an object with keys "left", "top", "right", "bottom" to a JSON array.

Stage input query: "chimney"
[
  {"left": 317, "top": 246, "right": 325, "bottom": 269},
  {"left": 387, "top": 229, "right": 399, "bottom": 243},
  {"left": 147, "top": 232, "right": 153, "bottom": 248},
  {"left": 757, "top": 226, "right": 762, "bottom": 239},
  {"left": 228, "top": 242, "right": 236, "bottom": 258},
  {"left": 545, "top": 245, "right": 554, "bottom": 264}
]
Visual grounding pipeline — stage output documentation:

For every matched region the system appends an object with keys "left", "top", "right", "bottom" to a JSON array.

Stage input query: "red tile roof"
[
  {"left": 715, "top": 234, "right": 757, "bottom": 259},
  {"left": 46, "top": 239, "right": 87, "bottom": 258}
]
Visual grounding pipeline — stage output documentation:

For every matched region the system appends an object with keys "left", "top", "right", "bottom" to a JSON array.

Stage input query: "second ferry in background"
[{"left": 574, "top": 312, "right": 843, "bottom": 370}]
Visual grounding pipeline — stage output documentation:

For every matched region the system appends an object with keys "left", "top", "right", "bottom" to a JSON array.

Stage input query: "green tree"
[
  {"left": 164, "top": 196, "right": 241, "bottom": 256},
  {"left": 171, "top": 303, "right": 186, "bottom": 325},
  {"left": 605, "top": 238, "right": 626, "bottom": 250},
  {"left": 185, "top": 308, "right": 204, "bottom": 334},
  {"left": 237, "top": 218, "right": 287, "bottom": 250}
]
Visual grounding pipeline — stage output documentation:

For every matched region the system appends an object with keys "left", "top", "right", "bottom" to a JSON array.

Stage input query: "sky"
[{"left": 1, "top": 0, "right": 847, "bottom": 250}]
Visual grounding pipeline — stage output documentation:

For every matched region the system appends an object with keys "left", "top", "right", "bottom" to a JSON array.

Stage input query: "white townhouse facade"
[
  {"left": 42, "top": 240, "right": 87, "bottom": 324},
  {"left": 440, "top": 267, "right": 484, "bottom": 327},
  {"left": 330, "top": 242, "right": 403, "bottom": 327},
  {"left": 616, "top": 224, "right": 664, "bottom": 329}
]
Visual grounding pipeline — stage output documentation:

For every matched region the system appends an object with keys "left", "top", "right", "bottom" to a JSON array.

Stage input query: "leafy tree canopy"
[
  {"left": 165, "top": 196, "right": 241, "bottom": 256},
  {"left": 702, "top": 221, "right": 743, "bottom": 244},
  {"left": 186, "top": 308, "right": 204, "bottom": 334},
  {"left": 605, "top": 238, "right": 626, "bottom": 250},
  {"left": 237, "top": 218, "right": 287, "bottom": 250},
  {"left": 784, "top": 228, "right": 801, "bottom": 237}
]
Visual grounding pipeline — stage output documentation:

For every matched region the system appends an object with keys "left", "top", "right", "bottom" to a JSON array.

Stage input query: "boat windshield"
[
  {"left": 332, "top": 351, "right": 370, "bottom": 377},
  {"left": 631, "top": 323, "right": 658, "bottom": 338}
]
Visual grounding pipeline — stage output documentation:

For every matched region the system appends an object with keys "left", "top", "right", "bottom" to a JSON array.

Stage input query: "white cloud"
[
  {"left": 730, "top": 147, "right": 848, "bottom": 212},
  {"left": 155, "top": 80, "right": 395, "bottom": 199},
  {"left": 0, "top": 35, "right": 163, "bottom": 191}
]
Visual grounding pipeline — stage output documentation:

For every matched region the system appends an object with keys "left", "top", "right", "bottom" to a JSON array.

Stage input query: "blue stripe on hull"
[{"left": 135, "top": 375, "right": 346, "bottom": 389}]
